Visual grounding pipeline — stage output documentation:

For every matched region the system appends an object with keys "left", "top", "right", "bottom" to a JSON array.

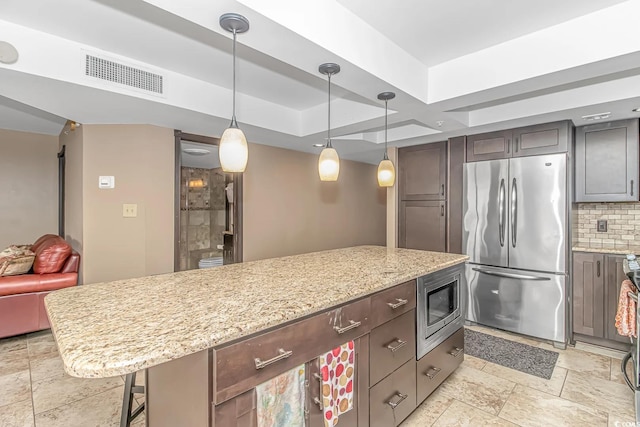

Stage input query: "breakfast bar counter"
[{"left": 44, "top": 245, "right": 467, "bottom": 379}]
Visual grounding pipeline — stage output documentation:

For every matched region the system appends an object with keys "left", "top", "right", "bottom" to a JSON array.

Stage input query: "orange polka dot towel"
[{"left": 319, "top": 341, "right": 355, "bottom": 427}]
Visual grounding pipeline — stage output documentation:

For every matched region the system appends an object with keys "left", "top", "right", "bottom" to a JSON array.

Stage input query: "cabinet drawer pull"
[
  {"left": 386, "top": 339, "right": 407, "bottom": 353},
  {"left": 386, "top": 392, "right": 408, "bottom": 409},
  {"left": 424, "top": 366, "right": 442, "bottom": 379},
  {"left": 254, "top": 348, "right": 293, "bottom": 370},
  {"left": 334, "top": 320, "right": 362, "bottom": 334},
  {"left": 387, "top": 298, "right": 408, "bottom": 309},
  {"left": 449, "top": 347, "right": 464, "bottom": 358},
  {"left": 312, "top": 373, "right": 324, "bottom": 410}
]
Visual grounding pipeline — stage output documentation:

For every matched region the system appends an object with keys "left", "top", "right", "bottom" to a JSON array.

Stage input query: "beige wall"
[
  {"left": 60, "top": 125, "right": 84, "bottom": 267},
  {"left": 386, "top": 147, "right": 398, "bottom": 248},
  {"left": 243, "top": 143, "right": 386, "bottom": 261},
  {"left": 0, "top": 129, "right": 58, "bottom": 249},
  {"left": 69, "top": 125, "right": 175, "bottom": 284}
]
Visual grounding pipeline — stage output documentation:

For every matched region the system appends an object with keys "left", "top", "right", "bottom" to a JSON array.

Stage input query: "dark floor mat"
[{"left": 464, "top": 328, "right": 559, "bottom": 380}]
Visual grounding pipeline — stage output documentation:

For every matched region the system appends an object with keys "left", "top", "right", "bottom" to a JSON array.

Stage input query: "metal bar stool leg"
[{"left": 121, "top": 372, "right": 145, "bottom": 427}]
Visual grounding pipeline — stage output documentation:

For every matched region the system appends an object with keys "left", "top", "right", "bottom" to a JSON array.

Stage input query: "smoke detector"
[{"left": 0, "top": 42, "right": 18, "bottom": 64}]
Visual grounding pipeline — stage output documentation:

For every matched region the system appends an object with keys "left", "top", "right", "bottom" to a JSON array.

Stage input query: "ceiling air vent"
[{"left": 85, "top": 54, "right": 163, "bottom": 94}]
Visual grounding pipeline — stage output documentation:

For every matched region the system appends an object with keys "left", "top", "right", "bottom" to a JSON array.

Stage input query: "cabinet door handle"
[
  {"left": 386, "top": 392, "right": 408, "bottom": 409},
  {"left": 506, "top": 139, "right": 510, "bottom": 154},
  {"left": 254, "top": 348, "right": 293, "bottom": 370},
  {"left": 441, "top": 205, "right": 445, "bottom": 216},
  {"left": 441, "top": 184, "right": 445, "bottom": 196},
  {"left": 597, "top": 261, "right": 601, "bottom": 278},
  {"left": 386, "top": 339, "right": 407, "bottom": 353},
  {"left": 312, "top": 373, "right": 324, "bottom": 410},
  {"left": 387, "top": 298, "right": 408, "bottom": 309},
  {"left": 449, "top": 347, "right": 464, "bottom": 358},
  {"left": 632, "top": 180, "right": 635, "bottom": 196},
  {"left": 424, "top": 367, "right": 442, "bottom": 380},
  {"left": 515, "top": 137, "right": 519, "bottom": 152},
  {"left": 334, "top": 320, "right": 362, "bottom": 334}
]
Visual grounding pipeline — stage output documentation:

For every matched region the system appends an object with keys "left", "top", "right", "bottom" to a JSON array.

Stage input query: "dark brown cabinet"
[
  {"left": 466, "top": 121, "right": 570, "bottom": 162},
  {"left": 398, "top": 201, "right": 446, "bottom": 252},
  {"left": 306, "top": 336, "right": 369, "bottom": 427},
  {"left": 466, "top": 129, "right": 512, "bottom": 162},
  {"left": 512, "top": 121, "right": 569, "bottom": 157},
  {"left": 572, "top": 252, "right": 605, "bottom": 338},
  {"left": 572, "top": 251, "right": 632, "bottom": 349},
  {"left": 605, "top": 255, "right": 631, "bottom": 345},
  {"left": 575, "top": 119, "right": 639, "bottom": 202},
  {"left": 397, "top": 137, "right": 464, "bottom": 253},
  {"left": 398, "top": 142, "right": 447, "bottom": 201}
]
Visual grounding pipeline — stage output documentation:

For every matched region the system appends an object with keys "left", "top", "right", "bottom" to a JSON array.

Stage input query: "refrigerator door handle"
[
  {"left": 499, "top": 178, "right": 505, "bottom": 247},
  {"left": 472, "top": 267, "right": 551, "bottom": 281},
  {"left": 511, "top": 178, "right": 517, "bottom": 248}
]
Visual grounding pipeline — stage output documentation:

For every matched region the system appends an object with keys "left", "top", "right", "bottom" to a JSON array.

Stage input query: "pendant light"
[
  {"left": 219, "top": 13, "right": 250, "bottom": 173},
  {"left": 318, "top": 63, "right": 341, "bottom": 181},
  {"left": 377, "top": 91, "right": 396, "bottom": 187}
]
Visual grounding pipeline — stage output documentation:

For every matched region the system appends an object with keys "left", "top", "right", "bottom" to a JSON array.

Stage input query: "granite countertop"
[
  {"left": 45, "top": 245, "right": 467, "bottom": 379},
  {"left": 572, "top": 246, "right": 640, "bottom": 255}
]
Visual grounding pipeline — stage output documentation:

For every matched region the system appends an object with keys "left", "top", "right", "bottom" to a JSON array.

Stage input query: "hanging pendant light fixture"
[
  {"left": 377, "top": 91, "right": 396, "bottom": 187},
  {"left": 219, "top": 13, "right": 250, "bottom": 173},
  {"left": 318, "top": 63, "right": 341, "bottom": 181}
]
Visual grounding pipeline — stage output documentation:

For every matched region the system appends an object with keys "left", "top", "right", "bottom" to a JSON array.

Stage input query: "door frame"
[{"left": 174, "top": 130, "right": 243, "bottom": 271}]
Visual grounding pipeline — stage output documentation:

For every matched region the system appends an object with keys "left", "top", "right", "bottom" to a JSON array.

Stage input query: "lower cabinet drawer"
[
  {"left": 214, "top": 297, "right": 371, "bottom": 403},
  {"left": 369, "top": 359, "right": 416, "bottom": 427},
  {"left": 416, "top": 327, "right": 464, "bottom": 404},
  {"left": 369, "top": 310, "right": 415, "bottom": 386}
]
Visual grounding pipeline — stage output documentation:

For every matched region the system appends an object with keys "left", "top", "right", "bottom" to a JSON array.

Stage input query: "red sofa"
[{"left": 0, "top": 234, "right": 80, "bottom": 338}]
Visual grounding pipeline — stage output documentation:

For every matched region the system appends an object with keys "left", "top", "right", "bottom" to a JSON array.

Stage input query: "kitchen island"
[{"left": 45, "top": 245, "right": 467, "bottom": 426}]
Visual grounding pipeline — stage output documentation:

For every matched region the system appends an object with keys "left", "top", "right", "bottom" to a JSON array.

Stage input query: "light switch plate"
[
  {"left": 98, "top": 176, "right": 115, "bottom": 189},
  {"left": 123, "top": 204, "right": 137, "bottom": 218},
  {"left": 597, "top": 219, "right": 607, "bottom": 232}
]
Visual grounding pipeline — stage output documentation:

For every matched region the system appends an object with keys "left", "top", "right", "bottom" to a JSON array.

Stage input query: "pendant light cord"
[
  {"left": 231, "top": 29, "right": 238, "bottom": 128},
  {"left": 327, "top": 73, "right": 332, "bottom": 148},
  {"left": 383, "top": 99, "right": 389, "bottom": 160}
]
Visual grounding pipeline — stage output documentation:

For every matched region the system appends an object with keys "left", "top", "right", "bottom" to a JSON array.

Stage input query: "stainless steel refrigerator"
[{"left": 463, "top": 153, "right": 568, "bottom": 345}]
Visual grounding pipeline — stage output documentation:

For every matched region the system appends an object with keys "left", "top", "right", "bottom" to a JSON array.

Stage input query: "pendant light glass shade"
[
  {"left": 318, "top": 63, "right": 341, "bottom": 181},
  {"left": 319, "top": 146, "right": 340, "bottom": 181},
  {"left": 377, "top": 91, "right": 396, "bottom": 187},
  {"left": 377, "top": 158, "right": 395, "bottom": 187},
  {"left": 219, "top": 126, "right": 248, "bottom": 172},
  {"left": 219, "top": 13, "right": 249, "bottom": 173}
]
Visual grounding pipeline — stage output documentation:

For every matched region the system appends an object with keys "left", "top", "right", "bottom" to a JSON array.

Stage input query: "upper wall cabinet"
[
  {"left": 575, "top": 119, "right": 639, "bottom": 203},
  {"left": 466, "top": 121, "right": 571, "bottom": 162},
  {"left": 466, "top": 130, "right": 512, "bottom": 162},
  {"left": 512, "top": 121, "right": 569, "bottom": 157},
  {"left": 399, "top": 141, "right": 447, "bottom": 200}
]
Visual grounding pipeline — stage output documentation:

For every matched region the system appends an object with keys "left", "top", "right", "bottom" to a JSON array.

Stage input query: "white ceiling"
[{"left": 0, "top": 0, "right": 639, "bottom": 165}]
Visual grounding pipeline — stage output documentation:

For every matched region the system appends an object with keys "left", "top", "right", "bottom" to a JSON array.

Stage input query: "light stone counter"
[
  {"left": 572, "top": 246, "right": 640, "bottom": 255},
  {"left": 45, "top": 245, "right": 467, "bottom": 378}
]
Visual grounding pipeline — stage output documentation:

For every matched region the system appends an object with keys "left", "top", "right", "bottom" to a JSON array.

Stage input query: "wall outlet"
[
  {"left": 123, "top": 204, "right": 137, "bottom": 218},
  {"left": 597, "top": 219, "right": 607, "bottom": 232}
]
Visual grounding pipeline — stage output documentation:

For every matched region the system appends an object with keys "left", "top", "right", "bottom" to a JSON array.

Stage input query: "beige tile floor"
[{"left": 0, "top": 325, "right": 634, "bottom": 426}]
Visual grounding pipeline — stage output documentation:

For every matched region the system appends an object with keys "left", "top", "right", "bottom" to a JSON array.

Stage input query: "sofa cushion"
[
  {"left": 0, "top": 247, "right": 36, "bottom": 277},
  {"left": 33, "top": 236, "right": 72, "bottom": 274}
]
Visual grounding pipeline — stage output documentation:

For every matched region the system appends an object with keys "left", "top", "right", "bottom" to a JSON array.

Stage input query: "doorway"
[{"left": 174, "top": 131, "right": 242, "bottom": 271}]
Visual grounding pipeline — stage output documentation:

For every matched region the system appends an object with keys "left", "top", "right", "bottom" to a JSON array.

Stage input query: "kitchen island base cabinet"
[
  {"left": 369, "top": 360, "right": 416, "bottom": 427},
  {"left": 416, "top": 327, "right": 464, "bottom": 403},
  {"left": 307, "top": 336, "right": 370, "bottom": 427}
]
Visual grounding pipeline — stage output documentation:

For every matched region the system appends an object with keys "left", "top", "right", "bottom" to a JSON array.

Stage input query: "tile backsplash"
[{"left": 575, "top": 203, "right": 640, "bottom": 249}]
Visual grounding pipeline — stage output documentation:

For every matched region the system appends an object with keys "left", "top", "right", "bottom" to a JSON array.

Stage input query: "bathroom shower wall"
[{"left": 179, "top": 167, "right": 226, "bottom": 270}]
